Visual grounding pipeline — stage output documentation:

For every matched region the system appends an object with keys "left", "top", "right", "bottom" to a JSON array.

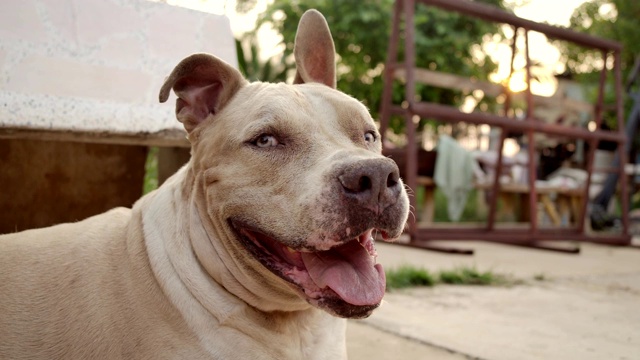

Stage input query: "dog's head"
[{"left": 159, "top": 10, "right": 409, "bottom": 319}]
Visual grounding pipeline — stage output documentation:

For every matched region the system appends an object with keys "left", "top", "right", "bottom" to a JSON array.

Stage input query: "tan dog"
[{"left": 0, "top": 10, "right": 409, "bottom": 359}]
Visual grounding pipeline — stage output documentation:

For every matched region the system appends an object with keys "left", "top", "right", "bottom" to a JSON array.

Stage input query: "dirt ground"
[{"left": 346, "top": 240, "right": 640, "bottom": 360}]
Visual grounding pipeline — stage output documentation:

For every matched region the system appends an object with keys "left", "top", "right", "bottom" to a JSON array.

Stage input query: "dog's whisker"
[
  {"left": 408, "top": 209, "right": 417, "bottom": 223},
  {"left": 402, "top": 183, "right": 415, "bottom": 194}
]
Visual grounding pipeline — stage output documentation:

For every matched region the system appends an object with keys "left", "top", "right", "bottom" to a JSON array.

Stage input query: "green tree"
[
  {"left": 555, "top": 0, "right": 640, "bottom": 128},
  {"left": 254, "top": 0, "right": 507, "bottom": 133},
  {"left": 235, "top": 36, "right": 290, "bottom": 83}
]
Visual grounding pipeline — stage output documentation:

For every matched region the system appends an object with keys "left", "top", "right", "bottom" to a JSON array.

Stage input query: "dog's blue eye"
[
  {"left": 255, "top": 134, "right": 279, "bottom": 148},
  {"left": 364, "top": 132, "right": 376, "bottom": 143}
]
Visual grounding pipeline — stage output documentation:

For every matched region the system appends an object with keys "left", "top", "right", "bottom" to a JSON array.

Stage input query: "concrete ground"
[{"left": 346, "top": 239, "right": 640, "bottom": 360}]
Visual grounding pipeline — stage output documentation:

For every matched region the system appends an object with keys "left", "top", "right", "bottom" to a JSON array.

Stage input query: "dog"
[{"left": 0, "top": 10, "right": 409, "bottom": 359}]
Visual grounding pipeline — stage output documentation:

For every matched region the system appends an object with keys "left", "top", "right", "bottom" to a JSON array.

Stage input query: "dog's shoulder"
[{"left": 0, "top": 207, "right": 132, "bottom": 263}]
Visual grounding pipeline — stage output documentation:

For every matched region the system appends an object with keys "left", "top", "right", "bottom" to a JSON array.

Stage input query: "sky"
[
  {"left": 494, "top": 0, "right": 592, "bottom": 94},
  {"left": 162, "top": 0, "right": 589, "bottom": 36},
  {"left": 510, "top": 0, "right": 587, "bottom": 27}
]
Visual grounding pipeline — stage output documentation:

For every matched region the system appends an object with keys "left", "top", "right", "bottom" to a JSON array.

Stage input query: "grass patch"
[
  {"left": 386, "top": 265, "right": 436, "bottom": 290},
  {"left": 533, "top": 273, "right": 547, "bottom": 281},
  {"left": 438, "top": 267, "right": 497, "bottom": 285},
  {"left": 386, "top": 264, "right": 512, "bottom": 291}
]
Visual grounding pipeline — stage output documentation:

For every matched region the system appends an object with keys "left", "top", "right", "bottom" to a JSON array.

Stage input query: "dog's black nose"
[{"left": 338, "top": 158, "right": 402, "bottom": 215}]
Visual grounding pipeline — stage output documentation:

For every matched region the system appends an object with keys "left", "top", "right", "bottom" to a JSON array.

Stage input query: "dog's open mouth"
[{"left": 230, "top": 220, "right": 387, "bottom": 317}]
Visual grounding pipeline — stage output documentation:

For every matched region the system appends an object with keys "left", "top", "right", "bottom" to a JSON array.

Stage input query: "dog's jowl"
[{"left": 0, "top": 10, "right": 409, "bottom": 360}]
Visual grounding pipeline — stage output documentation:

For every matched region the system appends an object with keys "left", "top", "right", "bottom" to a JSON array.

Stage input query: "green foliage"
[
  {"left": 386, "top": 265, "right": 436, "bottom": 290},
  {"left": 143, "top": 147, "right": 159, "bottom": 194},
  {"left": 255, "top": 0, "right": 507, "bottom": 133},
  {"left": 433, "top": 188, "right": 485, "bottom": 222},
  {"left": 555, "top": 0, "right": 640, "bottom": 129},
  {"left": 235, "top": 37, "right": 291, "bottom": 83},
  {"left": 632, "top": 190, "right": 640, "bottom": 210},
  {"left": 562, "top": 0, "right": 638, "bottom": 73},
  {"left": 235, "top": 0, "right": 258, "bottom": 14}
]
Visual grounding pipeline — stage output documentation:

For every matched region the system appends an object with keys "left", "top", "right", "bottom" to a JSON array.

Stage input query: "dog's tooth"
[{"left": 287, "top": 247, "right": 296, "bottom": 253}]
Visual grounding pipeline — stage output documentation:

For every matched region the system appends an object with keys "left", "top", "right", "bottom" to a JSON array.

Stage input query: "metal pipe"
[
  {"left": 615, "top": 51, "right": 630, "bottom": 233},
  {"left": 419, "top": 0, "right": 622, "bottom": 51},
  {"left": 378, "top": 0, "right": 403, "bottom": 144},
  {"left": 579, "top": 50, "right": 609, "bottom": 231},
  {"left": 416, "top": 228, "right": 630, "bottom": 244},
  {"left": 406, "top": 103, "right": 626, "bottom": 142},
  {"left": 486, "top": 130, "right": 507, "bottom": 230},
  {"left": 487, "top": 26, "right": 519, "bottom": 230},
  {"left": 524, "top": 29, "right": 538, "bottom": 233},
  {"left": 403, "top": 0, "right": 419, "bottom": 240},
  {"left": 503, "top": 25, "right": 518, "bottom": 118}
]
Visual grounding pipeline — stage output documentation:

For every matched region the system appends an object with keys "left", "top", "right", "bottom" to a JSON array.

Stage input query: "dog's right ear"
[
  {"left": 159, "top": 54, "right": 246, "bottom": 133},
  {"left": 293, "top": 9, "right": 336, "bottom": 88}
]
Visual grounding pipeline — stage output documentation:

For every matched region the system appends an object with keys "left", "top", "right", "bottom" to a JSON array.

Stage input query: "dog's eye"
[
  {"left": 364, "top": 131, "right": 377, "bottom": 143},
  {"left": 254, "top": 134, "right": 279, "bottom": 148}
]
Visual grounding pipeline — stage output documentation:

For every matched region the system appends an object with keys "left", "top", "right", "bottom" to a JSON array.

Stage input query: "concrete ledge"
[
  {"left": 0, "top": 91, "right": 188, "bottom": 146},
  {"left": 0, "top": 0, "right": 236, "bottom": 140}
]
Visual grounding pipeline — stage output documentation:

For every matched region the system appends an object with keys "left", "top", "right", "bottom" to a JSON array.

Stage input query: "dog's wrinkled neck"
[
  {"left": 142, "top": 162, "right": 311, "bottom": 322},
  {"left": 138, "top": 168, "right": 243, "bottom": 332},
  {"left": 185, "top": 164, "right": 312, "bottom": 314}
]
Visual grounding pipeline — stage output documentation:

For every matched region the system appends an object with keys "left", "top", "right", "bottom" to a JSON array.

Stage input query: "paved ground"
[{"left": 346, "top": 239, "right": 640, "bottom": 360}]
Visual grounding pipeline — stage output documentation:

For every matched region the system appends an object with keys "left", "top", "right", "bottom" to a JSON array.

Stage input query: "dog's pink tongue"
[{"left": 301, "top": 240, "right": 385, "bottom": 306}]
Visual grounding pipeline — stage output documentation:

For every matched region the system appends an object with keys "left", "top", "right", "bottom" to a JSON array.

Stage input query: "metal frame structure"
[{"left": 379, "top": 0, "right": 631, "bottom": 252}]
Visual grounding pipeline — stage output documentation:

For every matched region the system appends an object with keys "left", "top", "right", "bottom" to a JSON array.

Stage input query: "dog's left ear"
[
  {"left": 159, "top": 53, "right": 246, "bottom": 133},
  {"left": 293, "top": 10, "right": 336, "bottom": 89}
]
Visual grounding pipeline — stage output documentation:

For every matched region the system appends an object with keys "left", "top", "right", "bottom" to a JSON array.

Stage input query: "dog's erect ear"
[
  {"left": 293, "top": 10, "right": 336, "bottom": 88},
  {"left": 159, "top": 54, "right": 246, "bottom": 133}
]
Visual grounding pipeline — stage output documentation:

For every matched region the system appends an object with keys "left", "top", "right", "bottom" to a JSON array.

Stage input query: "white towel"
[{"left": 434, "top": 135, "right": 476, "bottom": 222}]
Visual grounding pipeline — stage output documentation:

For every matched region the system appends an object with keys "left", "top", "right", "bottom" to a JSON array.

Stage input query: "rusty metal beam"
[
  {"left": 379, "top": 0, "right": 404, "bottom": 145},
  {"left": 524, "top": 29, "right": 538, "bottom": 234},
  {"left": 402, "top": 103, "right": 626, "bottom": 143},
  {"left": 403, "top": 0, "right": 419, "bottom": 237},
  {"left": 391, "top": 241, "right": 475, "bottom": 255},
  {"left": 416, "top": 228, "right": 630, "bottom": 245},
  {"left": 615, "top": 51, "right": 630, "bottom": 233},
  {"left": 419, "top": 0, "right": 622, "bottom": 51}
]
